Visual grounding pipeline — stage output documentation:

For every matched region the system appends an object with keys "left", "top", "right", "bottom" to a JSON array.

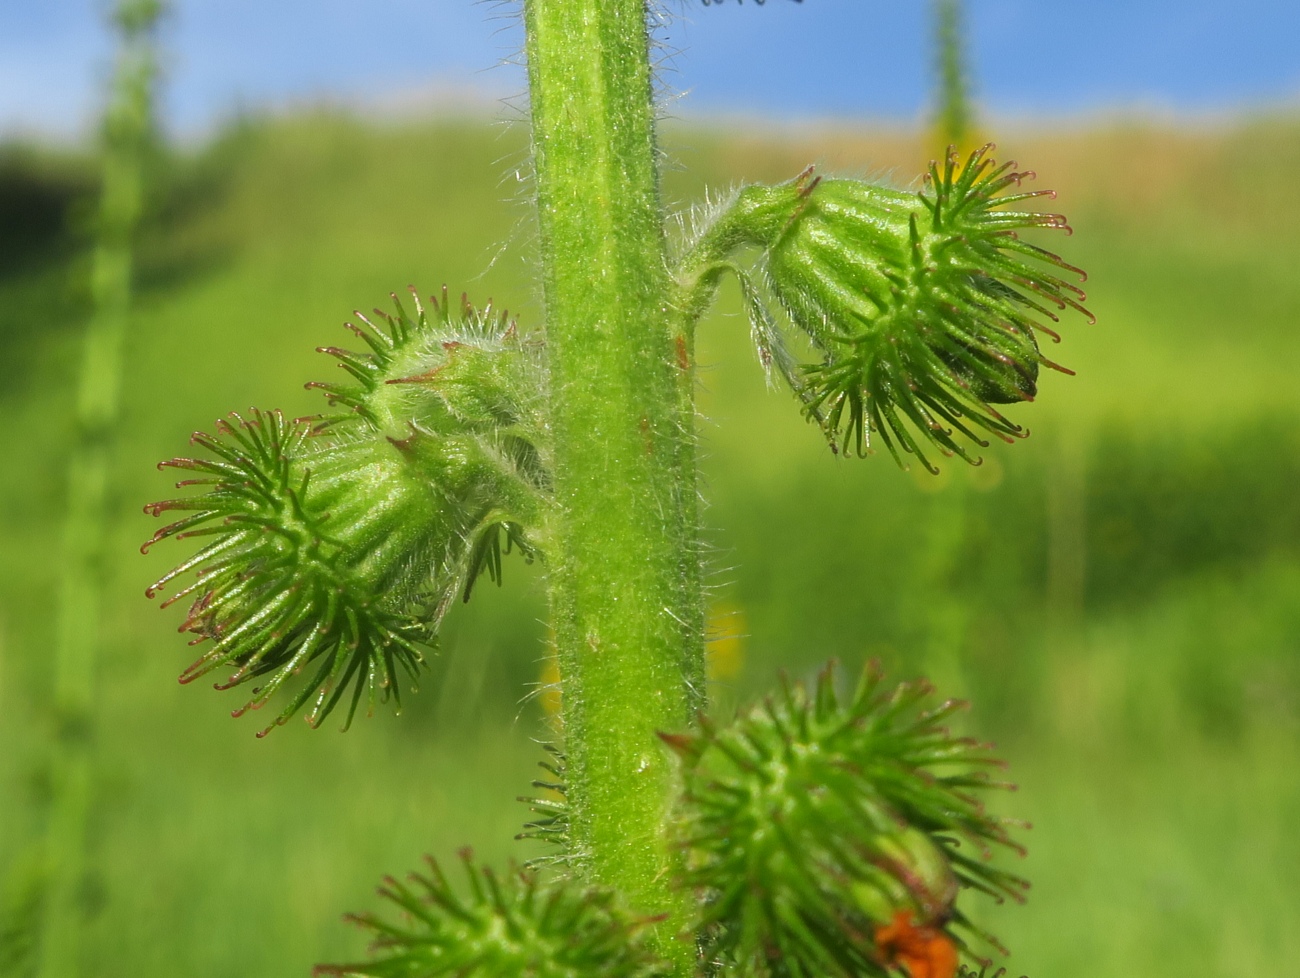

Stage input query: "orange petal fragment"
[{"left": 874, "top": 910, "right": 958, "bottom": 978}]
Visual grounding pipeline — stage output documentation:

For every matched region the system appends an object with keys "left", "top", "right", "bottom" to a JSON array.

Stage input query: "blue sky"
[{"left": 3, "top": 0, "right": 1299, "bottom": 139}]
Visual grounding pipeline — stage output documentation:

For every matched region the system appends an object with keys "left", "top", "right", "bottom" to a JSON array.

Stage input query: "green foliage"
[
  {"left": 0, "top": 853, "right": 44, "bottom": 978},
  {"left": 130, "top": 2, "right": 1090, "bottom": 973},
  {"left": 3, "top": 0, "right": 1191, "bottom": 972},
  {"left": 317, "top": 853, "right": 668, "bottom": 978},
  {"left": 1084, "top": 418, "right": 1300, "bottom": 608},
  {"left": 143, "top": 290, "right": 546, "bottom": 734},
  {"left": 21, "top": 1, "right": 169, "bottom": 976},
  {"left": 3, "top": 109, "right": 1298, "bottom": 978},
  {"left": 666, "top": 664, "right": 1024, "bottom": 977}
]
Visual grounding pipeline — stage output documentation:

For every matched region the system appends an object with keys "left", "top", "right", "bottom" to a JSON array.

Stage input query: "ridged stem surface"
[{"left": 524, "top": 0, "right": 700, "bottom": 969}]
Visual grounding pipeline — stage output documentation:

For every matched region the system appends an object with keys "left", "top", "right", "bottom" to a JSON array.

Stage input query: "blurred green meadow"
[{"left": 2, "top": 111, "right": 1298, "bottom": 976}]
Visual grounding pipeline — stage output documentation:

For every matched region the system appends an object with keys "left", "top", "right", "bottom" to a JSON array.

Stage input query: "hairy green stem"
[
  {"left": 40, "top": 6, "right": 159, "bottom": 975},
  {"left": 524, "top": 0, "right": 699, "bottom": 968}
]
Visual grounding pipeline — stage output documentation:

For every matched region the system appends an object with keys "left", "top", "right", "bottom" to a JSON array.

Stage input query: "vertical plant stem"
[
  {"left": 39, "top": 6, "right": 159, "bottom": 975},
  {"left": 524, "top": 0, "right": 700, "bottom": 968},
  {"left": 933, "top": 0, "right": 973, "bottom": 152}
]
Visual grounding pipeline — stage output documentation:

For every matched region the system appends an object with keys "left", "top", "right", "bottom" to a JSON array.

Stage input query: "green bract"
[
  {"left": 143, "top": 290, "right": 548, "bottom": 734},
  {"left": 517, "top": 745, "right": 570, "bottom": 867},
  {"left": 664, "top": 663, "right": 1027, "bottom": 977},
  {"left": 681, "top": 145, "right": 1090, "bottom": 470},
  {"left": 317, "top": 853, "right": 669, "bottom": 978}
]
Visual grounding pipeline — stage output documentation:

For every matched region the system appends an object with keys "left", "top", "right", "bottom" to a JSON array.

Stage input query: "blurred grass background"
[{"left": 1, "top": 110, "right": 1298, "bottom": 975}]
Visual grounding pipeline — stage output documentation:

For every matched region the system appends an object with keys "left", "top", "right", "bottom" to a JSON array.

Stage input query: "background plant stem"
[
  {"left": 933, "top": 0, "right": 974, "bottom": 153},
  {"left": 38, "top": 6, "right": 160, "bottom": 976},
  {"left": 523, "top": 0, "right": 699, "bottom": 968}
]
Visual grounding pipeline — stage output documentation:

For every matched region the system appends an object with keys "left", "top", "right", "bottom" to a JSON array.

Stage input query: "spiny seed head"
[
  {"left": 664, "top": 662, "right": 1028, "bottom": 978},
  {"left": 143, "top": 290, "right": 548, "bottom": 735},
  {"left": 316, "top": 851, "right": 669, "bottom": 978},
  {"left": 729, "top": 146, "right": 1090, "bottom": 472},
  {"left": 309, "top": 287, "right": 543, "bottom": 445}
]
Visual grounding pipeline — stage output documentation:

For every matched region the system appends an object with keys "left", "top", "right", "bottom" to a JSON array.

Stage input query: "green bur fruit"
[
  {"left": 663, "top": 663, "right": 1028, "bottom": 978},
  {"left": 694, "top": 145, "right": 1091, "bottom": 470},
  {"left": 316, "top": 852, "right": 668, "bottom": 978},
  {"left": 143, "top": 290, "right": 548, "bottom": 734}
]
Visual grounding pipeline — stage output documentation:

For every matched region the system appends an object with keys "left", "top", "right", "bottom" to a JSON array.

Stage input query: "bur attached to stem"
[
  {"left": 136, "top": 4, "right": 1089, "bottom": 976},
  {"left": 664, "top": 663, "right": 1027, "bottom": 978},
  {"left": 679, "top": 145, "right": 1091, "bottom": 471},
  {"left": 144, "top": 290, "right": 548, "bottom": 734},
  {"left": 317, "top": 852, "right": 669, "bottom": 978}
]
